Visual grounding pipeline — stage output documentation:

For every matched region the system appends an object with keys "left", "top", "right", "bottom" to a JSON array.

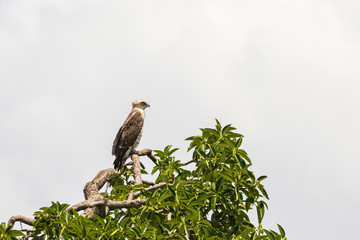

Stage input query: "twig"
[
  {"left": 133, "top": 182, "right": 167, "bottom": 198},
  {"left": 20, "top": 230, "right": 37, "bottom": 240},
  {"left": 142, "top": 180, "right": 155, "bottom": 185},
  {"left": 108, "top": 170, "right": 125, "bottom": 182},
  {"left": 183, "top": 159, "right": 197, "bottom": 165},
  {"left": 20, "top": 229, "right": 36, "bottom": 232},
  {"left": 103, "top": 182, "right": 110, "bottom": 200}
]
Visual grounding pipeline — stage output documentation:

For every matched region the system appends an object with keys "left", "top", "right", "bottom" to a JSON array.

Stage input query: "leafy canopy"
[{"left": 2, "top": 120, "right": 286, "bottom": 240}]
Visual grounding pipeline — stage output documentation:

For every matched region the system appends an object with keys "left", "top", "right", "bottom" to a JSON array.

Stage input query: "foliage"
[
  {"left": 1, "top": 120, "right": 286, "bottom": 239},
  {"left": 0, "top": 223, "right": 24, "bottom": 240}
]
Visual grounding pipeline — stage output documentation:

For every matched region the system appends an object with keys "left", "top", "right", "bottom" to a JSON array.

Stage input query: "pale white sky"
[{"left": 1, "top": 1, "right": 360, "bottom": 239}]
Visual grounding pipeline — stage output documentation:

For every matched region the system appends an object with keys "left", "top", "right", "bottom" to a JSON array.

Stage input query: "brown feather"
[{"left": 112, "top": 109, "right": 144, "bottom": 170}]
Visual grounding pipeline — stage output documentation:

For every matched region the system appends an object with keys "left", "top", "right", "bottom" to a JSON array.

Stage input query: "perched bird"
[{"left": 112, "top": 100, "right": 150, "bottom": 171}]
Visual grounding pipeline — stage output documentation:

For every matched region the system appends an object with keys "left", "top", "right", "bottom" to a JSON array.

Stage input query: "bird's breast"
[{"left": 133, "top": 130, "right": 143, "bottom": 149}]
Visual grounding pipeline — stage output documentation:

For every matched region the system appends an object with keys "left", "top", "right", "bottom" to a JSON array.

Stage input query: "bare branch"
[
  {"left": 67, "top": 199, "right": 147, "bottom": 212},
  {"left": 83, "top": 168, "right": 116, "bottom": 200},
  {"left": 108, "top": 171, "right": 125, "bottom": 182},
  {"left": 20, "top": 230, "right": 37, "bottom": 240},
  {"left": 128, "top": 153, "right": 142, "bottom": 201},
  {"left": 80, "top": 168, "right": 115, "bottom": 217},
  {"left": 131, "top": 153, "right": 142, "bottom": 185},
  {"left": 20, "top": 229, "right": 36, "bottom": 232},
  {"left": 133, "top": 182, "right": 167, "bottom": 198},
  {"left": 183, "top": 159, "right": 197, "bottom": 165},
  {"left": 142, "top": 180, "right": 155, "bottom": 185},
  {"left": 8, "top": 215, "right": 34, "bottom": 227},
  {"left": 138, "top": 148, "right": 157, "bottom": 165},
  {"left": 137, "top": 148, "right": 152, "bottom": 156},
  {"left": 103, "top": 182, "right": 110, "bottom": 200},
  {"left": 8, "top": 148, "right": 163, "bottom": 229},
  {"left": 128, "top": 192, "right": 134, "bottom": 201},
  {"left": 108, "top": 199, "right": 147, "bottom": 210},
  {"left": 123, "top": 161, "right": 133, "bottom": 167},
  {"left": 122, "top": 160, "right": 145, "bottom": 169}
]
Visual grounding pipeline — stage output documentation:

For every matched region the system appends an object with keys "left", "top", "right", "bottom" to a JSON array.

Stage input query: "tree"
[{"left": 3, "top": 120, "right": 286, "bottom": 239}]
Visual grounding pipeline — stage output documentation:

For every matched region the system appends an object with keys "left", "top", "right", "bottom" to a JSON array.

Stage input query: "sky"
[{"left": 1, "top": 0, "right": 359, "bottom": 239}]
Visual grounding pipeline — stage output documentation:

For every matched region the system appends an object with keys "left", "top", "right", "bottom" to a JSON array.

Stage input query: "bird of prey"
[{"left": 112, "top": 100, "right": 150, "bottom": 171}]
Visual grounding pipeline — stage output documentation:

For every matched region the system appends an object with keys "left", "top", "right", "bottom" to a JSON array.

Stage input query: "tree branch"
[
  {"left": 133, "top": 182, "right": 167, "bottom": 198},
  {"left": 137, "top": 148, "right": 157, "bottom": 165},
  {"left": 142, "top": 179, "right": 155, "bottom": 185},
  {"left": 8, "top": 148, "right": 161, "bottom": 228},
  {"left": 81, "top": 168, "right": 115, "bottom": 218},
  {"left": 128, "top": 152, "right": 142, "bottom": 200},
  {"left": 67, "top": 199, "right": 147, "bottom": 212},
  {"left": 8, "top": 215, "right": 34, "bottom": 227},
  {"left": 108, "top": 199, "right": 147, "bottom": 210},
  {"left": 131, "top": 153, "right": 142, "bottom": 185},
  {"left": 183, "top": 159, "right": 197, "bottom": 165},
  {"left": 83, "top": 168, "right": 115, "bottom": 200}
]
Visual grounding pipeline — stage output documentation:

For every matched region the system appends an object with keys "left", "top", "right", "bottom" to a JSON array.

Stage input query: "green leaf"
[
  {"left": 208, "top": 236, "right": 225, "bottom": 240},
  {"left": 263, "top": 229, "right": 276, "bottom": 240},
  {"left": 203, "top": 128, "right": 220, "bottom": 138},
  {"left": 119, "top": 216, "right": 130, "bottom": 228},
  {"left": 11, "top": 230, "right": 25, "bottom": 237},
  {"left": 199, "top": 219, "right": 212, "bottom": 227},
  {"left": 210, "top": 196, "right": 217, "bottom": 210},
  {"left": 169, "top": 147, "right": 179, "bottom": 156},
  {"left": 222, "top": 124, "right": 232, "bottom": 135},
  {"left": 248, "top": 171, "right": 256, "bottom": 182},
  {"left": 153, "top": 150, "right": 164, "bottom": 158},
  {"left": 185, "top": 135, "right": 202, "bottom": 141},
  {"left": 277, "top": 224, "right": 286, "bottom": 238},
  {"left": 215, "top": 118, "right": 222, "bottom": 131},
  {"left": 255, "top": 236, "right": 269, "bottom": 240},
  {"left": 93, "top": 214, "right": 105, "bottom": 227},
  {"left": 259, "top": 185, "right": 269, "bottom": 199},
  {"left": 238, "top": 149, "right": 252, "bottom": 164},
  {"left": 166, "top": 219, "right": 181, "bottom": 226},
  {"left": 256, "top": 202, "right": 265, "bottom": 224},
  {"left": 196, "top": 193, "right": 213, "bottom": 202},
  {"left": 235, "top": 137, "right": 243, "bottom": 148},
  {"left": 250, "top": 231, "right": 256, "bottom": 240},
  {"left": 257, "top": 176, "right": 267, "bottom": 182},
  {"left": 219, "top": 172, "right": 234, "bottom": 183}
]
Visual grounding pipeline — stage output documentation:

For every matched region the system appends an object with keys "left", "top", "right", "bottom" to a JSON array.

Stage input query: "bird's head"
[{"left": 132, "top": 100, "right": 150, "bottom": 110}]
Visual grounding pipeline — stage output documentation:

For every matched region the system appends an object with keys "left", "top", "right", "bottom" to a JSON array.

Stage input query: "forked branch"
[{"left": 7, "top": 148, "right": 164, "bottom": 229}]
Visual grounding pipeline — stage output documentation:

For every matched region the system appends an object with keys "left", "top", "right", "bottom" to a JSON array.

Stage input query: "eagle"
[{"left": 112, "top": 100, "right": 150, "bottom": 171}]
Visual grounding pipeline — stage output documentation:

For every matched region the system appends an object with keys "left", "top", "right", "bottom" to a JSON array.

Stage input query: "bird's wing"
[{"left": 112, "top": 110, "right": 144, "bottom": 156}]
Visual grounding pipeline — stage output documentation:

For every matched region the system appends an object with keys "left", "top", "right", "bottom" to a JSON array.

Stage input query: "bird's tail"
[{"left": 113, "top": 156, "right": 125, "bottom": 171}]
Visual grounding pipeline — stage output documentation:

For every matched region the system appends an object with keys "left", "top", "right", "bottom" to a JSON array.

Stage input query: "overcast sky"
[{"left": 1, "top": 0, "right": 360, "bottom": 239}]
